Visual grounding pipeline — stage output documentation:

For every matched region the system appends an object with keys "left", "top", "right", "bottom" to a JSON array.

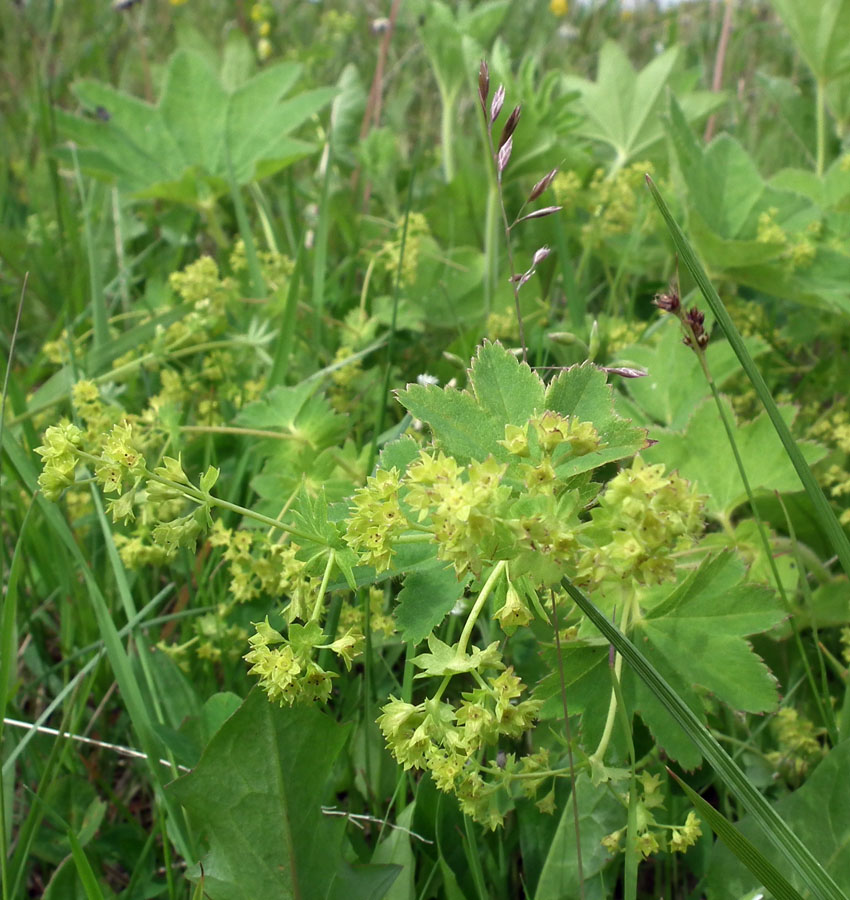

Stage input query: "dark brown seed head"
[
  {"left": 498, "top": 105, "right": 521, "bottom": 149},
  {"left": 528, "top": 168, "right": 558, "bottom": 202},
  {"left": 478, "top": 60, "right": 490, "bottom": 113},
  {"left": 515, "top": 205, "right": 562, "bottom": 225},
  {"left": 653, "top": 286, "right": 680, "bottom": 313},
  {"left": 686, "top": 307, "right": 705, "bottom": 329},
  {"left": 682, "top": 307, "right": 708, "bottom": 348}
]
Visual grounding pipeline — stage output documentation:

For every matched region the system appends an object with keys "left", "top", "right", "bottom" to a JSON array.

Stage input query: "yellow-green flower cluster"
[
  {"left": 602, "top": 772, "right": 701, "bottom": 857},
  {"left": 94, "top": 422, "right": 146, "bottom": 495},
  {"left": 841, "top": 626, "right": 850, "bottom": 665},
  {"left": 604, "top": 319, "right": 644, "bottom": 354},
  {"left": 345, "top": 468, "right": 406, "bottom": 572},
  {"left": 343, "top": 412, "right": 603, "bottom": 585},
  {"left": 72, "top": 380, "right": 121, "bottom": 453},
  {"left": 377, "top": 667, "right": 542, "bottom": 828},
  {"left": 552, "top": 170, "right": 582, "bottom": 208},
  {"left": 35, "top": 422, "right": 84, "bottom": 501},
  {"left": 210, "top": 522, "right": 320, "bottom": 618},
  {"left": 581, "top": 162, "right": 655, "bottom": 247},
  {"left": 756, "top": 207, "right": 787, "bottom": 245},
  {"left": 246, "top": 2, "right": 274, "bottom": 60},
  {"left": 168, "top": 255, "right": 236, "bottom": 318},
  {"left": 404, "top": 452, "right": 511, "bottom": 577},
  {"left": 245, "top": 617, "right": 364, "bottom": 706},
  {"left": 229, "top": 239, "right": 294, "bottom": 292},
  {"left": 195, "top": 610, "right": 250, "bottom": 664},
  {"left": 114, "top": 534, "right": 178, "bottom": 569},
  {"left": 486, "top": 310, "right": 521, "bottom": 343},
  {"left": 380, "top": 212, "right": 432, "bottom": 286},
  {"left": 338, "top": 587, "right": 397, "bottom": 639},
  {"left": 330, "top": 307, "right": 380, "bottom": 410},
  {"left": 766, "top": 707, "right": 825, "bottom": 784},
  {"left": 580, "top": 457, "right": 704, "bottom": 585}
]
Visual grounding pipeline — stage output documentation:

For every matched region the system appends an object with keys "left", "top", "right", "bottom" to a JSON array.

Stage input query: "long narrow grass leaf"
[
  {"left": 561, "top": 575, "right": 846, "bottom": 900},
  {"left": 670, "top": 772, "right": 805, "bottom": 900},
  {"left": 645, "top": 176, "right": 850, "bottom": 581},
  {"left": 0, "top": 428, "right": 194, "bottom": 860},
  {"left": 268, "top": 239, "right": 305, "bottom": 387},
  {"left": 68, "top": 829, "right": 107, "bottom": 900}
]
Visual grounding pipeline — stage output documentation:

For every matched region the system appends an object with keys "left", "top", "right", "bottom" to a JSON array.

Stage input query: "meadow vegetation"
[{"left": 3, "top": 1, "right": 850, "bottom": 898}]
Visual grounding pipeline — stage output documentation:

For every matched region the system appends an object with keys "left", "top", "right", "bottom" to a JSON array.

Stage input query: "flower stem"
[
  {"left": 457, "top": 560, "right": 506, "bottom": 656},
  {"left": 816, "top": 77, "right": 827, "bottom": 178},
  {"left": 311, "top": 551, "right": 336, "bottom": 623},
  {"left": 589, "top": 592, "right": 636, "bottom": 766}
]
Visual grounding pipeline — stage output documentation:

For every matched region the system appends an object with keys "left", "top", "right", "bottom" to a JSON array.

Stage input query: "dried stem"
[{"left": 704, "top": 0, "right": 735, "bottom": 142}]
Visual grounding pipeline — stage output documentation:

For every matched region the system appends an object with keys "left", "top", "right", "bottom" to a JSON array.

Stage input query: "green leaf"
[
  {"left": 615, "top": 318, "right": 769, "bottom": 430},
  {"left": 642, "top": 397, "right": 826, "bottom": 519},
  {"left": 662, "top": 95, "right": 850, "bottom": 309},
  {"left": 235, "top": 382, "right": 348, "bottom": 449},
  {"left": 565, "top": 554, "right": 786, "bottom": 770},
  {"left": 395, "top": 565, "right": 469, "bottom": 644},
  {"left": 668, "top": 95, "right": 811, "bottom": 242},
  {"left": 561, "top": 574, "right": 847, "bottom": 900},
  {"left": 672, "top": 773, "right": 806, "bottom": 900},
  {"left": 57, "top": 48, "right": 333, "bottom": 202},
  {"left": 544, "top": 361, "right": 648, "bottom": 468},
  {"left": 200, "top": 465, "right": 220, "bottom": 493},
  {"left": 706, "top": 740, "right": 850, "bottom": 898},
  {"left": 168, "top": 690, "right": 398, "bottom": 900},
  {"left": 771, "top": 0, "right": 850, "bottom": 83},
  {"left": 417, "top": 0, "right": 509, "bottom": 100},
  {"left": 398, "top": 347, "right": 645, "bottom": 469},
  {"left": 469, "top": 341, "right": 545, "bottom": 425},
  {"left": 533, "top": 774, "right": 622, "bottom": 900},
  {"left": 533, "top": 643, "right": 612, "bottom": 750},
  {"left": 371, "top": 804, "right": 416, "bottom": 900},
  {"left": 563, "top": 41, "right": 722, "bottom": 167},
  {"left": 396, "top": 345, "right": 519, "bottom": 464},
  {"left": 646, "top": 174, "right": 850, "bottom": 585},
  {"left": 377, "top": 435, "right": 423, "bottom": 475},
  {"left": 397, "top": 382, "right": 507, "bottom": 464},
  {"left": 412, "top": 634, "right": 503, "bottom": 677},
  {"left": 544, "top": 360, "right": 618, "bottom": 428},
  {"left": 632, "top": 554, "right": 785, "bottom": 764}
]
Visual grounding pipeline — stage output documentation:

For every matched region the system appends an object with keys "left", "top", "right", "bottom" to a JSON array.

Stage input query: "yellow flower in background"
[
  {"left": 257, "top": 38, "right": 272, "bottom": 61},
  {"left": 169, "top": 0, "right": 189, "bottom": 5},
  {"left": 549, "top": 0, "right": 568, "bottom": 15}
]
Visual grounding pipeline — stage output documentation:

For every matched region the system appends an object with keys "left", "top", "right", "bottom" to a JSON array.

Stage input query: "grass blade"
[
  {"left": 670, "top": 771, "right": 805, "bottom": 900},
  {"left": 645, "top": 175, "right": 850, "bottom": 581},
  {"left": 0, "top": 427, "right": 195, "bottom": 861},
  {"left": 561, "top": 574, "right": 847, "bottom": 900}
]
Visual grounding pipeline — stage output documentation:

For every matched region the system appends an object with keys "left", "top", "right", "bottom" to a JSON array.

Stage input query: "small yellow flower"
[
  {"left": 257, "top": 38, "right": 272, "bottom": 61},
  {"left": 549, "top": 0, "right": 568, "bottom": 15}
]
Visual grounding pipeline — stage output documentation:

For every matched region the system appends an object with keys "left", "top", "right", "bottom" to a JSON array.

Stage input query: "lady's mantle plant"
[{"left": 37, "top": 340, "right": 785, "bottom": 848}]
